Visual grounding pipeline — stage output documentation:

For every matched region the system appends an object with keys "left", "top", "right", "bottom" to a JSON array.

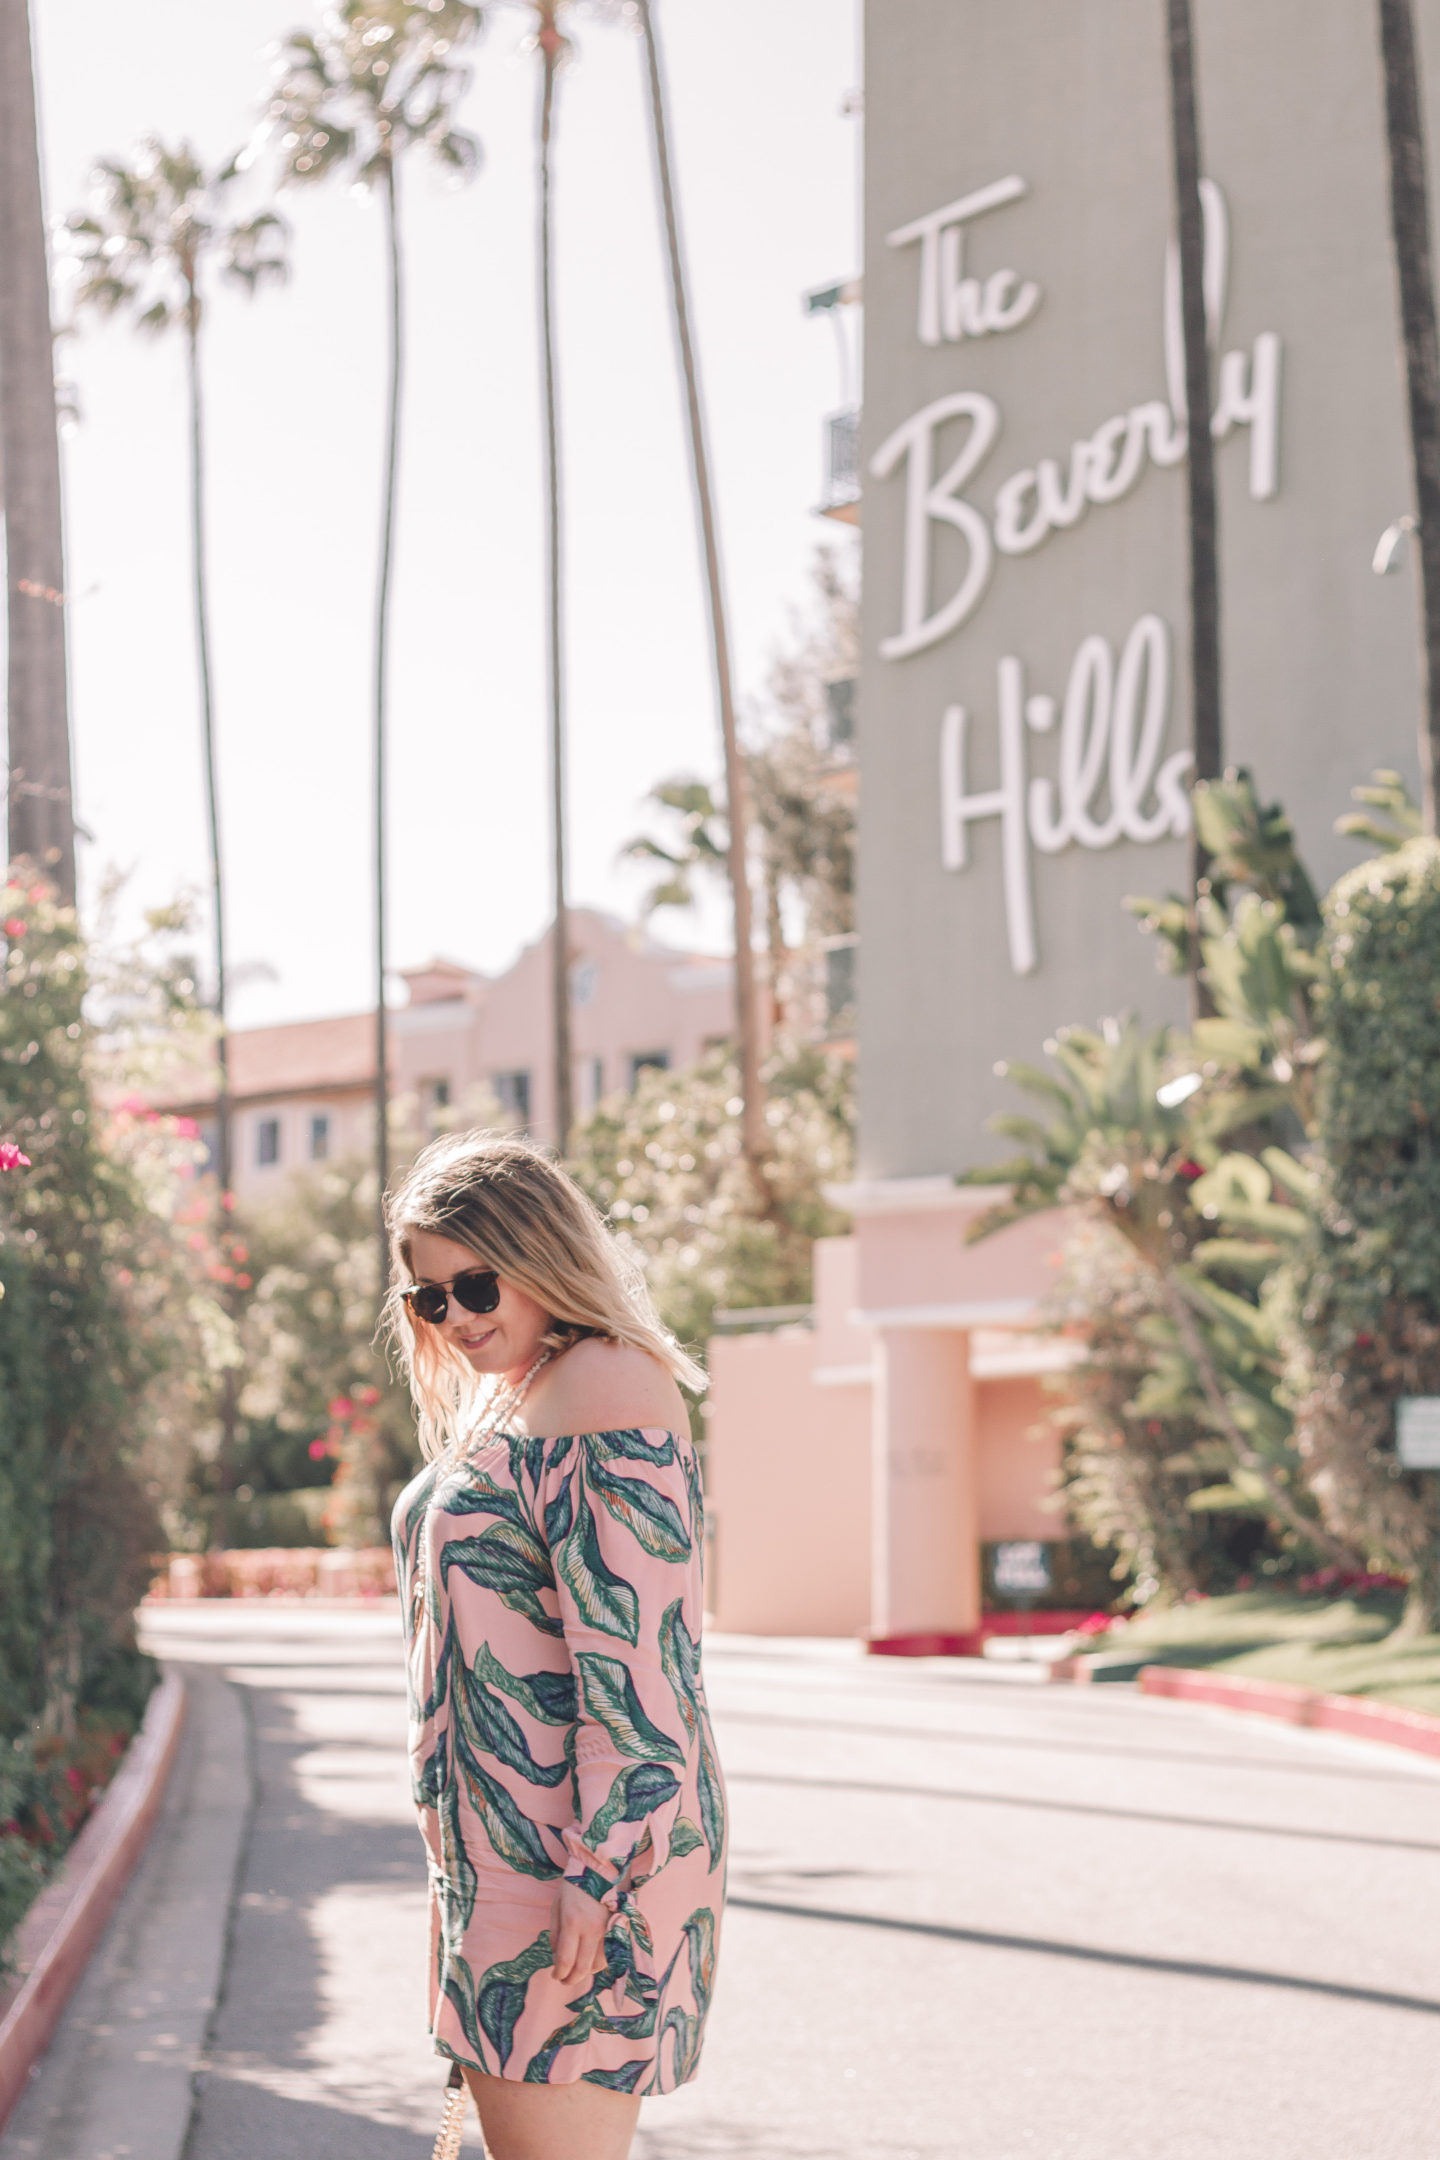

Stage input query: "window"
[
  {"left": 421, "top": 1076, "right": 451, "bottom": 1136},
  {"left": 494, "top": 1070, "right": 531, "bottom": 1125},
  {"left": 822, "top": 934, "right": 857, "bottom": 1032},
  {"left": 576, "top": 1054, "right": 604, "bottom": 1115},
  {"left": 628, "top": 1050, "right": 670, "bottom": 1089},
  {"left": 825, "top": 677, "right": 856, "bottom": 752},
  {"left": 256, "top": 1116, "right": 281, "bottom": 1167},
  {"left": 571, "top": 958, "right": 599, "bottom": 1009},
  {"left": 309, "top": 1113, "right": 330, "bottom": 1161}
]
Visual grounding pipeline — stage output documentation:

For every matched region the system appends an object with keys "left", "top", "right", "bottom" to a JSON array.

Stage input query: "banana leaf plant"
[{"left": 964, "top": 770, "right": 1358, "bottom": 1564}]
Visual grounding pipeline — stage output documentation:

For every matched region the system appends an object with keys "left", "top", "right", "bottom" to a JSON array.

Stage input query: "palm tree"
[
  {"left": 530, "top": 2, "right": 575, "bottom": 1151},
  {"left": 265, "top": 0, "right": 481, "bottom": 1282},
  {"left": 1377, "top": 0, "right": 1440, "bottom": 833},
  {"left": 66, "top": 143, "right": 287, "bottom": 1202},
  {"left": 66, "top": 141, "right": 286, "bottom": 1550},
  {"left": 634, "top": 0, "right": 767, "bottom": 1192},
  {"left": 624, "top": 774, "right": 785, "bottom": 1028},
  {"left": 0, "top": 0, "right": 76, "bottom": 898},
  {"left": 1163, "top": 0, "right": 1222, "bottom": 1013},
  {"left": 621, "top": 776, "right": 728, "bottom": 914}
]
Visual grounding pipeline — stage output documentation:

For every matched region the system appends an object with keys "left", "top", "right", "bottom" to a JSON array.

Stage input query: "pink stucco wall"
[
  {"left": 703, "top": 1224, "right": 1076, "bottom": 1640},
  {"left": 705, "top": 1328, "right": 871, "bottom": 1636},
  {"left": 853, "top": 1196, "right": 1072, "bottom": 1318},
  {"left": 977, "top": 1376, "right": 1063, "bottom": 1540}
]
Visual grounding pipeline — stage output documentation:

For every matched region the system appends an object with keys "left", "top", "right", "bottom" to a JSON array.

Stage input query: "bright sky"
[{"left": 31, "top": 0, "right": 860, "bottom": 1027}]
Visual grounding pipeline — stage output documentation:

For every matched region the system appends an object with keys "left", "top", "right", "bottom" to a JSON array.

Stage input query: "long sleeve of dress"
[
  {"left": 393, "top": 1464, "right": 454, "bottom": 1850},
  {"left": 535, "top": 1428, "right": 721, "bottom": 1910}
]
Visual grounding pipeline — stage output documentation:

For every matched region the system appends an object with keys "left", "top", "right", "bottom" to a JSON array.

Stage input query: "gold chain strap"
[{"left": 430, "top": 2062, "right": 470, "bottom": 2160}]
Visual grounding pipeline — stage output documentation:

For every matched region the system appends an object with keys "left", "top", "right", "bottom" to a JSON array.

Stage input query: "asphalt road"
[{"left": 13, "top": 1604, "right": 1440, "bottom": 2160}]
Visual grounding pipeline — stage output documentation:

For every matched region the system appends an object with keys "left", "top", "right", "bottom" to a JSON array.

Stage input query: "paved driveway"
[{"left": 11, "top": 1604, "right": 1440, "bottom": 2159}]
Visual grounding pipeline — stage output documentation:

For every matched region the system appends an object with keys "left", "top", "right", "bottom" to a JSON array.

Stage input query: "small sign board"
[
  {"left": 993, "top": 1540, "right": 1053, "bottom": 1598},
  {"left": 1397, "top": 1398, "right": 1440, "bottom": 1471}
]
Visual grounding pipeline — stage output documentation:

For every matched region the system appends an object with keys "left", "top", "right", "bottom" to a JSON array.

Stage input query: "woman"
[{"left": 387, "top": 1132, "right": 726, "bottom": 2160}]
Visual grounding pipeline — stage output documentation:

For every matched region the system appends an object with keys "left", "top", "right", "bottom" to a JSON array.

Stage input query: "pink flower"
[
  {"left": 308, "top": 1438, "right": 334, "bottom": 1460},
  {"left": 173, "top": 1117, "right": 199, "bottom": 1139},
  {"left": 328, "top": 1396, "right": 354, "bottom": 1419},
  {"left": 0, "top": 1143, "right": 31, "bottom": 1172},
  {"left": 3, "top": 918, "right": 25, "bottom": 939}
]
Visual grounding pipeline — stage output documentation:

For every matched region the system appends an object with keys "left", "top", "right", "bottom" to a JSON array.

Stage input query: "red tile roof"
[{"left": 149, "top": 1011, "right": 378, "bottom": 1111}]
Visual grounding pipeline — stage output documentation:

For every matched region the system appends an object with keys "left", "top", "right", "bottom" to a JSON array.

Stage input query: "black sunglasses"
[{"left": 401, "top": 1268, "right": 501, "bottom": 1326}]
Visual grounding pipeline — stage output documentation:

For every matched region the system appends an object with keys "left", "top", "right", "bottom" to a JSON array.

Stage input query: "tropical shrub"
[
  {"left": 1286, "top": 834, "right": 1440, "bottom": 1632},
  {"left": 966, "top": 775, "right": 1359, "bottom": 1601}
]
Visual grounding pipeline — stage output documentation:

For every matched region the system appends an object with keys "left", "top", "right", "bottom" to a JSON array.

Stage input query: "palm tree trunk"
[
  {"left": 1164, "top": 0, "right": 1222, "bottom": 1012},
  {"left": 637, "top": 0, "right": 766, "bottom": 1191},
  {"left": 184, "top": 302, "right": 231, "bottom": 1203},
  {"left": 0, "top": 0, "right": 75, "bottom": 899},
  {"left": 538, "top": 35, "right": 573, "bottom": 1153},
  {"left": 764, "top": 859, "right": 785, "bottom": 1029},
  {"left": 1378, "top": 0, "right": 1440, "bottom": 834},
  {"left": 374, "top": 153, "right": 403, "bottom": 1292},
  {"left": 184, "top": 291, "right": 241, "bottom": 1554}
]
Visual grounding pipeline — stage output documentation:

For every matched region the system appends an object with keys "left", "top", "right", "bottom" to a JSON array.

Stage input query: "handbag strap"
[{"left": 430, "top": 2062, "right": 469, "bottom": 2160}]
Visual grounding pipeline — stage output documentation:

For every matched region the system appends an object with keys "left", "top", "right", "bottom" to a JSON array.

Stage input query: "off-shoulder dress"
[{"left": 391, "top": 1426, "right": 726, "bottom": 2094}]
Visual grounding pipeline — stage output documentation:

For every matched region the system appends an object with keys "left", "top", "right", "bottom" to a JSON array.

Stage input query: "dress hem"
[{"left": 432, "top": 2034, "right": 703, "bottom": 2095}]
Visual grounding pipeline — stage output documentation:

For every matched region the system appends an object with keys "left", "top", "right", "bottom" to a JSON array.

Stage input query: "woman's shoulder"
[{"left": 525, "top": 1335, "right": 686, "bottom": 1439}]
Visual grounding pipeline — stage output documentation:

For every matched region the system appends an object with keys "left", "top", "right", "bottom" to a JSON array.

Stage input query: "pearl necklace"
[{"left": 460, "top": 1348, "right": 554, "bottom": 1459}]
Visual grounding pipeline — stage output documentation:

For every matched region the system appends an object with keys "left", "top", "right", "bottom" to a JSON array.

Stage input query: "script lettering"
[{"left": 940, "top": 615, "right": 1193, "bottom": 975}]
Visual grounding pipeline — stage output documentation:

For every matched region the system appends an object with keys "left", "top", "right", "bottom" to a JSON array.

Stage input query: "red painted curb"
[
  {"left": 867, "top": 1614, "right": 1103, "bottom": 1659},
  {"left": 866, "top": 1630, "right": 980, "bottom": 1658},
  {"left": 0, "top": 1671, "right": 187, "bottom": 2134},
  {"left": 1140, "top": 1667, "right": 1314, "bottom": 1721},
  {"left": 1136, "top": 1665, "right": 1440, "bottom": 1761}
]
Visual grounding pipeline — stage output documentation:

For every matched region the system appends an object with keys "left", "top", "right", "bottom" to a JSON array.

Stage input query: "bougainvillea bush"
[
  {"left": 0, "top": 870, "right": 197, "bottom": 1957},
  {"left": 232, "top": 1162, "right": 417, "bottom": 1548}
]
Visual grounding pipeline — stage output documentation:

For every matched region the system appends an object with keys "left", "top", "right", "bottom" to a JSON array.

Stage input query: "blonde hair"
[{"left": 383, "top": 1129, "right": 706, "bottom": 1458}]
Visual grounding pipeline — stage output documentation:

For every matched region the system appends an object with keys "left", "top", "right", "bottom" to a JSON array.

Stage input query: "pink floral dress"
[{"left": 391, "top": 1426, "right": 726, "bottom": 2092}]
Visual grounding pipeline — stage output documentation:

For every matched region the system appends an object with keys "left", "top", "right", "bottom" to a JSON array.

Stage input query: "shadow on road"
[
  {"left": 189, "top": 1681, "right": 445, "bottom": 2159},
  {"left": 726, "top": 1894, "right": 1440, "bottom": 2020},
  {"left": 188, "top": 2079, "right": 443, "bottom": 2160},
  {"left": 717, "top": 1706, "right": 1437, "bottom": 1784},
  {"left": 726, "top": 1765, "right": 1440, "bottom": 1855}
]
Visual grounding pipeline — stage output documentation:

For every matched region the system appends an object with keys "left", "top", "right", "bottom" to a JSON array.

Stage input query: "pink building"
[
  {"left": 152, "top": 909, "right": 736, "bottom": 1194},
  {"left": 703, "top": 1196, "right": 1076, "bottom": 1650}
]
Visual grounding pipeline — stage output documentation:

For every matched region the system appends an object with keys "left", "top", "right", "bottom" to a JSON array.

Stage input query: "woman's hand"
[{"left": 550, "top": 1878, "right": 609, "bottom": 1985}]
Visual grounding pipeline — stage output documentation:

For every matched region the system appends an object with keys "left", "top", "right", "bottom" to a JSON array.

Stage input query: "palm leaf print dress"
[{"left": 392, "top": 1426, "right": 726, "bottom": 2092}]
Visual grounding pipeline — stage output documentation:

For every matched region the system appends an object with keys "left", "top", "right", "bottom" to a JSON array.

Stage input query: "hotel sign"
[
  {"left": 859, "top": 0, "right": 1422, "bottom": 1180},
  {"left": 872, "top": 176, "right": 1281, "bottom": 975}
]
